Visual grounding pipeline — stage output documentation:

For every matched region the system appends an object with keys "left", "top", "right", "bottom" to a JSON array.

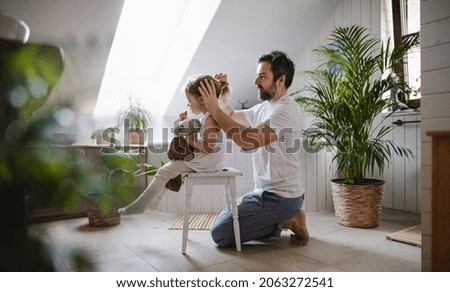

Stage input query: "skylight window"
[{"left": 94, "top": 0, "right": 221, "bottom": 141}]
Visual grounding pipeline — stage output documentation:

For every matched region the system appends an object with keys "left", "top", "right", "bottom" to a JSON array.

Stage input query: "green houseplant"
[
  {"left": 296, "top": 25, "right": 420, "bottom": 227},
  {"left": 0, "top": 40, "right": 94, "bottom": 270},
  {"left": 117, "top": 97, "right": 154, "bottom": 145},
  {"left": 91, "top": 125, "right": 119, "bottom": 145},
  {"left": 85, "top": 148, "right": 158, "bottom": 227}
]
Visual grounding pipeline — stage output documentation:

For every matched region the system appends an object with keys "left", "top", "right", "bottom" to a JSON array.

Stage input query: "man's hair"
[
  {"left": 184, "top": 74, "right": 222, "bottom": 99},
  {"left": 258, "top": 50, "right": 295, "bottom": 89}
]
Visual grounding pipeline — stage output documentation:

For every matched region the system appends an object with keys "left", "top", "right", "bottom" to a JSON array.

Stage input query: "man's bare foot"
[{"left": 282, "top": 209, "right": 310, "bottom": 245}]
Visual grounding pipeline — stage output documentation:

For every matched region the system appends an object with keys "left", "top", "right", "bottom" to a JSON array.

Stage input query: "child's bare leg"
[
  {"left": 282, "top": 209, "right": 310, "bottom": 245},
  {"left": 119, "top": 161, "right": 193, "bottom": 216}
]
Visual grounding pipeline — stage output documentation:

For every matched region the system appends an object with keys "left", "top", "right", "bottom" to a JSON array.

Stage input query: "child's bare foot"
[
  {"left": 282, "top": 209, "right": 310, "bottom": 245},
  {"left": 118, "top": 200, "right": 147, "bottom": 215}
]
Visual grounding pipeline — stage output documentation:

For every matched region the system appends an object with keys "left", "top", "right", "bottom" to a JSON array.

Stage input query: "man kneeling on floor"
[{"left": 200, "top": 50, "right": 310, "bottom": 246}]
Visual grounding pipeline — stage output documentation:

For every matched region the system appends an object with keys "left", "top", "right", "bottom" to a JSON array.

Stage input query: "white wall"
[
  {"left": 419, "top": 0, "right": 450, "bottom": 272},
  {"left": 382, "top": 111, "right": 421, "bottom": 213}
]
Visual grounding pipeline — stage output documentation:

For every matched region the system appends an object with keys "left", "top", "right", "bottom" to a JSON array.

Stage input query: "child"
[{"left": 118, "top": 75, "right": 225, "bottom": 215}]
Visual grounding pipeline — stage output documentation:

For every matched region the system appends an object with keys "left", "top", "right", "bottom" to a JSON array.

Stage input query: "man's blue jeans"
[{"left": 210, "top": 190, "right": 304, "bottom": 247}]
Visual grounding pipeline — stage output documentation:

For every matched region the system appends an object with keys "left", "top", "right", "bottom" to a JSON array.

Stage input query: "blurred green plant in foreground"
[{"left": 0, "top": 39, "right": 93, "bottom": 271}]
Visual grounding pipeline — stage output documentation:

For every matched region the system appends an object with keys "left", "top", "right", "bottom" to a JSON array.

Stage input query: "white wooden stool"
[{"left": 181, "top": 167, "right": 242, "bottom": 254}]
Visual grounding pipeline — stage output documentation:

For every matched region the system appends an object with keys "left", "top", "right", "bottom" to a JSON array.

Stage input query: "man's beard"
[{"left": 257, "top": 83, "right": 276, "bottom": 101}]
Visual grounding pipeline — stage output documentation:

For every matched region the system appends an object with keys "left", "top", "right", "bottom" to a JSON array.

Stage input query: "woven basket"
[
  {"left": 85, "top": 194, "right": 121, "bottom": 227},
  {"left": 330, "top": 179, "right": 385, "bottom": 228}
]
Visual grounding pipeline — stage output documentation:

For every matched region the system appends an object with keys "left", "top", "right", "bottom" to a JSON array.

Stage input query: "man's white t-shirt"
[{"left": 243, "top": 95, "right": 304, "bottom": 198}]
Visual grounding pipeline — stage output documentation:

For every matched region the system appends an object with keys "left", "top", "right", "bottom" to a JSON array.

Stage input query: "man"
[{"left": 200, "top": 50, "right": 309, "bottom": 246}]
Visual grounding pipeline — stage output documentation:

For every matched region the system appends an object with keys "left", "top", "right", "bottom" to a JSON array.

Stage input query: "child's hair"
[{"left": 184, "top": 75, "right": 222, "bottom": 99}]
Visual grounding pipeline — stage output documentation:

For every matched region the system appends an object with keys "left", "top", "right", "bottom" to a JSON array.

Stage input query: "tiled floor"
[{"left": 28, "top": 208, "right": 421, "bottom": 272}]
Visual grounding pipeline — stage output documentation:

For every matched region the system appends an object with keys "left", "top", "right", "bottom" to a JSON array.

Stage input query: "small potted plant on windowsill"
[
  {"left": 91, "top": 125, "right": 120, "bottom": 146},
  {"left": 296, "top": 25, "right": 420, "bottom": 228},
  {"left": 117, "top": 97, "right": 154, "bottom": 145}
]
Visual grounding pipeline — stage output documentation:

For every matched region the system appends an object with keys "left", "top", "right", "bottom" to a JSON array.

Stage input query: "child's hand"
[{"left": 179, "top": 111, "right": 188, "bottom": 121}]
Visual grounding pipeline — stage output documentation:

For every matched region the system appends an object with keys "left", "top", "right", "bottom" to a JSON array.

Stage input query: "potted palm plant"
[
  {"left": 117, "top": 97, "right": 154, "bottom": 145},
  {"left": 296, "top": 25, "right": 420, "bottom": 228}
]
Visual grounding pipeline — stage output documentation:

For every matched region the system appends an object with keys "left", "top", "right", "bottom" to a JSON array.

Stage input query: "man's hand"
[
  {"left": 199, "top": 79, "right": 221, "bottom": 115},
  {"left": 214, "top": 73, "right": 231, "bottom": 102}
]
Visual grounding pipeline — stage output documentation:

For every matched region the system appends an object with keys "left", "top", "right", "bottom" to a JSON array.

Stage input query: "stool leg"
[
  {"left": 182, "top": 178, "right": 193, "bottom": 254},
  {"left": 224, "top": 186, "right": 231, "bottom": 213},
  {"left": 227, "top": 177, "right": 241, "bottom": 252}
]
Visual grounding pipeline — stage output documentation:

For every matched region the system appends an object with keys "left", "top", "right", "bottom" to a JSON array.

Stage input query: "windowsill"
[
  {"left": 55, "top": 141, "right": 170, "bottom": 148},
  {"left": 382, "top": 109, "right": 421, "bottom": 116}
]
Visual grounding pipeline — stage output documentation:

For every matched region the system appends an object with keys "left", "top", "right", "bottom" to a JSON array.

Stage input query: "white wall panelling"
[{"left": 420, "top": 0, "right": 450, "bottom": 271}]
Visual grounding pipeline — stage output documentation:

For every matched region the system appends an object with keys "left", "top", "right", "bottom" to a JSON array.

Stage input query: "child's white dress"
[
  {"left": 185, "top": 112, "right": 225, "bottom": 172},
  {"left": 118, "top": 111, "right": 225, "bottom": 215}
]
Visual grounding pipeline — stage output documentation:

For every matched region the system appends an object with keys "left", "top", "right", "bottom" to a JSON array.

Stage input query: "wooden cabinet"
[
  {"left": 27, "top": 146, "right": 87, "bottom": 223},
  {"left": 427, "top": 131, "right": 450, "bottom": 271},
  {"left": 27, "top": 145, "right": 148, "bottom": 223}
]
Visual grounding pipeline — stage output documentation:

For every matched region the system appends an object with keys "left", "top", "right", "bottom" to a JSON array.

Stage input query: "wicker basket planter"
[
  {"left": 85, "top": 193, "right": 121, "bottom": 227},
  {"left": 330, "top": 179, "right": 385, "bottom": 228}
]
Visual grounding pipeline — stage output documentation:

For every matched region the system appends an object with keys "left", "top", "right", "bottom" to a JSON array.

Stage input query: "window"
[
  {"left": 392, "top": 0, "right": 421, "bottom": 100},
  {"left": 93, "top": 0, "right": 221, "bottom": 141}
]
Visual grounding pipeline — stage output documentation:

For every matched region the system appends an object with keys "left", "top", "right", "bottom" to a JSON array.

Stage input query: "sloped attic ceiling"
[
  {"left": 164, "top": 0, "right": 341, "bottom": 120},
  {"left": 0, "top": 0, "right": 341, "bottom": 121}
]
